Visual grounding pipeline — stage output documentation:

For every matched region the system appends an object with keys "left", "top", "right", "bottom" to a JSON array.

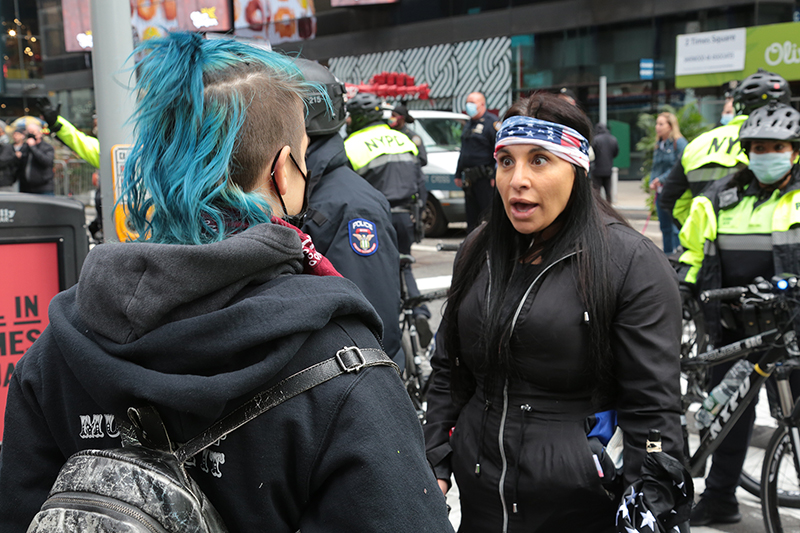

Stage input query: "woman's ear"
[{"left": 271, "top": 145, "right": 292, "bottom": 197}]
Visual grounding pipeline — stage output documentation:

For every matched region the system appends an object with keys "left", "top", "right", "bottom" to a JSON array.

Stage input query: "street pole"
[
  {"left": 90, "top": 0, "right": 134, "bottom": 242},
  {"left": 13, "top": 0, "right": 25, "bottom": 110},
  {"left": 599, "top": 75, "right": 607, "bottom": 125}
]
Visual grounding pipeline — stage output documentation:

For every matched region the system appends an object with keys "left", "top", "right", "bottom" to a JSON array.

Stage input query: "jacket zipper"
[
  {"left": 498, "top": 251, "right": 579, "bottom": 531},
  {"left": 497, "top": 379, "right": 510, "bottom": 533}
]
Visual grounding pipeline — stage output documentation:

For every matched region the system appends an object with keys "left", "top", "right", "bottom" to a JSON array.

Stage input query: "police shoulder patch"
[{"left": 349, "top": 218, "right": 379, "bottom": 256}]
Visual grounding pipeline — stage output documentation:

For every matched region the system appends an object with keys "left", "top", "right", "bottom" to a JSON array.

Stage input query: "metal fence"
[{"left": 53, "top": 159, "right": 96, "bottom": 205}]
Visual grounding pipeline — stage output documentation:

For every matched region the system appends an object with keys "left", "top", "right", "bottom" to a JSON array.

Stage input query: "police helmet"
[
  {"left": 732, "top": 69, "right": 791, "bottom": 114},
  {"left": 346, "top": 93, "right": 383, "bottom": 133},
  {"left": 294, "top": 58, "right": 346, "bottom": 137},
  {"left": 739, "top": 102, "right": 800, "bottom": 152}
]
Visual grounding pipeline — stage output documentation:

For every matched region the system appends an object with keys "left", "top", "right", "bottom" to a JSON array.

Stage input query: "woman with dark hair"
[
  {"left": 424, "top": 92, "right": 683, "bottom": 531},
  {"left": 0, "top": 33, "right": 453, "bottom": 532}
]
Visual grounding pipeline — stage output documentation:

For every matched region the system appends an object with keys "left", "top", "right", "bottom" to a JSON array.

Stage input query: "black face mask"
[{"left": 270, "top": 149, "right": 309, "bottom": 228}]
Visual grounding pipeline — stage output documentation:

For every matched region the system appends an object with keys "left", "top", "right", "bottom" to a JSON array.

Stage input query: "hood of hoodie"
[
  {"left": 45, "top": 222, "right": 381, "bottom": 421},
  {"left": 306, "top": 134, "right": 350, "bottom": 197}
]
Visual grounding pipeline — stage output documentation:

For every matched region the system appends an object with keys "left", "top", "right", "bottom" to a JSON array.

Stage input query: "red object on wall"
[
  {"left": 345, "top": 71, "right": 430, "bottom": 100},
  {"left": 0, "top": 242, "right": 60, "bottom": 442}
]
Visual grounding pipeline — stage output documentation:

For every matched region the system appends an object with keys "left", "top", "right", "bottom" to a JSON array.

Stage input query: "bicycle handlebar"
[
  {"left": 436, "top": 243, "right": 460, "bottom": 252},
  {"left": 700, "top": 286, "right": 750, "bottom": 303}
]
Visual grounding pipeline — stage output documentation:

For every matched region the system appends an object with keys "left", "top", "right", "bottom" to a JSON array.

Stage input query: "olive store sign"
[
  {"left": 676, "top": 21, "right": 800, "bottom": 88},
  {"left": 0, "top": 242, "right": 60, "bottom": 441}
]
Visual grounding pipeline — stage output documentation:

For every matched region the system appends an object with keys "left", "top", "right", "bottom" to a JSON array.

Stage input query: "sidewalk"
[{"left": 611, "top": 179, "right": 663, "bottom": 250}]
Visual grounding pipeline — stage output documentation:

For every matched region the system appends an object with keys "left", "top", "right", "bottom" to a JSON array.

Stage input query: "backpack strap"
[{"left": 173, "top": 346, "right": 397, "bottom": 464}]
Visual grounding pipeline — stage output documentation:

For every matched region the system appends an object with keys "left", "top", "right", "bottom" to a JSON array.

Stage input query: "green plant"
[{"left": 637, "top": 103, "right": 712, "bottom": 216}]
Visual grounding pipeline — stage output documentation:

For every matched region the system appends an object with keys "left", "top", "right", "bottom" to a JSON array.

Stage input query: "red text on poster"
[{"left": 0, "top": 242, "right": 60, "bottom": 441}]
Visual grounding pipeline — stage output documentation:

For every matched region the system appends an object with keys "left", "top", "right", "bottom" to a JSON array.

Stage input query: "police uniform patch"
[{"left": 349, "top": 218, "right": 379, "bottom": 256}]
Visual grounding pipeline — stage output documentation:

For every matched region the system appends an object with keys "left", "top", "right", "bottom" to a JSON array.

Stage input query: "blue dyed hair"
[{"left": 121, "top": 32, "right": 326, "bottom": 244}]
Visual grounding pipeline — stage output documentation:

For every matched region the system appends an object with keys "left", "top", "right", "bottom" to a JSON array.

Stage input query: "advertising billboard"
[
  {"left": 676, "top": 22, "right": 800, "bottom": 88},
  {"left": 0, "top": 241, "right": 62, "bottom": 441},
  {"left": 61, "top": 0, "right": 233, "bottom": 52},
  {"left": 331, "top": 0, "right": 399, "bottom": 5},
  {"left": 232, "top": 0, "right": 316, "bottom": 44}
]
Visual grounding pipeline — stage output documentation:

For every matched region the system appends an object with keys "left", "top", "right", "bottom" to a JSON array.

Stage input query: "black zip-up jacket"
[
  {"left": 0, "top": 223, "right": 453, "bottom": 532},
  {"left": 16, "top": 140, "right": 55, "bottom": 194},
  {"left": 424, "top": 220, "right": 683, "bottom": 532},
  {"left": 303, "top": 134, "right": 403, "bottom": 362}
]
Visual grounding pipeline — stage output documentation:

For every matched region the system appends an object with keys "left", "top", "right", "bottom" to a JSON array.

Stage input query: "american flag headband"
[{"left": 494, "top": 116, "right": 591, "bottom": 172}]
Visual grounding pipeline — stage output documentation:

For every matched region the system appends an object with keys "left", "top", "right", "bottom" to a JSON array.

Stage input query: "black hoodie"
[{"left": 0, "top": 222, "right": 453, "bottom": 532}]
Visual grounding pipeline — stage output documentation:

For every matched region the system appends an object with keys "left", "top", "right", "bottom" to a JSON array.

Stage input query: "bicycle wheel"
[
  {"left": 762, "top": 424, "right": 800, "bottom": 532},
  {"left": 740, "top": 423, "right": 783, "bottom": 501}
]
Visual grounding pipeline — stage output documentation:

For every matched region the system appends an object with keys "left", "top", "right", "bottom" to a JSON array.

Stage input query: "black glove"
[{"left": 35, "top": 98, "right": 61, "bottom": 133}]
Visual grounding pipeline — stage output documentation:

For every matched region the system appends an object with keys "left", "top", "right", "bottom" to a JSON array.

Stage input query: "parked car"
[{"left": 383, "top": 109, "right": 469, "bottom": 237}]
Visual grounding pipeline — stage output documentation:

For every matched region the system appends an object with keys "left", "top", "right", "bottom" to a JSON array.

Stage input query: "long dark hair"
[{"left": 443, "top": 92, "right": 624, "bottom": 406}]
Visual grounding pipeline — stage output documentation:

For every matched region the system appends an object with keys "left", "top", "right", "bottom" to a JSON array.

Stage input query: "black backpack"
[{"left": 27, "top": 347, "right": 395, "bottom": 533}]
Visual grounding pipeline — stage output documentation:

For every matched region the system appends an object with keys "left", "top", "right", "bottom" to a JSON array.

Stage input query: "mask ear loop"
[
  {"left": 270, "top": 148, "right": 309, "bottom": 226},
  {"left": 269, "top": 150, "right": 289, "bottom": 218}
]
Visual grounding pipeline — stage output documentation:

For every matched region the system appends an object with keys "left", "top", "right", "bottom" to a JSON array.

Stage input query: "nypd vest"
[{"left": 344, "top": 124, "right": 422, "bottom": 205}]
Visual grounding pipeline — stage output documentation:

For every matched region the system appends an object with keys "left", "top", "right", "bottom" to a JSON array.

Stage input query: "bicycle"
[
  {"left": 399, "top": 253, "right": 449, "bottom": 422},
  {"left": 678, "top": 275, "right": 800, "bottom": 532}
]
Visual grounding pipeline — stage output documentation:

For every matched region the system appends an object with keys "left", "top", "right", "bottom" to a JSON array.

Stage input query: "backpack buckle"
[{"left": 336, "top": 346, "right": 367, "bottom": 373}]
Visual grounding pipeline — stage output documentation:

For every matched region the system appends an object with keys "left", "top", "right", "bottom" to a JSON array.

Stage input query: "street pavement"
[{"left": 410, "top": 180, "right": 770, "bottom": 533}]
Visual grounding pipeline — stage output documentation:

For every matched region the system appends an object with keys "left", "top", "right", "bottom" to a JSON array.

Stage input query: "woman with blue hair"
[{"left": 0, "top": 32, "right": 452, "bottom": 532}]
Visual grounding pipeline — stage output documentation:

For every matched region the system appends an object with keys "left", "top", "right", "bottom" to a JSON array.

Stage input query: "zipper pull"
[
  {"left": 474, "top": 463, "right": 481, "bottom": 474},
  {"left": 512, "top": 503, "right": 519, "bottom": 513},
  {"left": 520, "top": 404, "right": 531, "bottom": 413}
]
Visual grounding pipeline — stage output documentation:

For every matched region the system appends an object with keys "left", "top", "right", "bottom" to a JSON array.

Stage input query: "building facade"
[{"left": 1, "top": 0, "right": 797, "bottom": 177}]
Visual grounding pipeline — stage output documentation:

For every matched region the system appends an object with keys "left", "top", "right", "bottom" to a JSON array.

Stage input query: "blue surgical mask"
[
  {"left": 465, "top": 102, "right": 478, "bottom": 118},
  {"left": 748, "top": 151, "right": 795, "bottom": 185},
  {"left": 720, "top": 113, "right": 734, "bottom": 126}
]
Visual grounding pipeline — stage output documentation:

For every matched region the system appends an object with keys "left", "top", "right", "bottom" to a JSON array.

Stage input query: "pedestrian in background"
[
  {"left": 390, "top": 101, "right": 427, "bottom": 167},
  {"left": 590, "top": 122, "right": 619, "bottom": 203},
  {"left": 15, "top": 121, "right": 55, "bottom": 195},
  {"left": 718, "top": 97, "right": 735, "bottom": 126},
  {"left": 425, "top": 92, "right": 682, "bottom": 532},
  {"left": 0, "top": 123, "right": 16, "bottom": 192},
  {"left": 650, "top": 112, "right": 687, "bottom": 254},
  {"left": 455, "top": 91, "right": 498, "bottom": 233},
  {"left": 0, "top": 32, "right": 453, "bottom": 533}
]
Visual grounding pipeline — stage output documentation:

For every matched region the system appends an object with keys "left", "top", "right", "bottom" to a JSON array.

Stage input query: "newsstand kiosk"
[{"left": 0, "top": 193, "right": 88, "bottom": 441}]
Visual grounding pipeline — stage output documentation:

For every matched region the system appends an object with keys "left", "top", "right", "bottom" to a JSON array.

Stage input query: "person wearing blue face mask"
[
  {"left": 678, "top": 101, "right": 800, "bottom": 527},
  {"left": 718, "top": 97, "right": 735, "bottom": 126},
  {"left": 456, "top": 91, "right": 500, "bottom": 232}
]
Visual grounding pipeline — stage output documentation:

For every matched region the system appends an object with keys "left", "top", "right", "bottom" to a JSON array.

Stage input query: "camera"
[{"left": 26, "top": 133, "right": 36, "bottom": 140}]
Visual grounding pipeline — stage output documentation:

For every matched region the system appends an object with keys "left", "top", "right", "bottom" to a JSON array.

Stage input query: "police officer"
[
  {"left": 679, "top": 101, "right": 800, "bottom": 526},
  {"left": 455, "top": 91, "right": 499, "bottom": 233},
  {"left": 389, "top": 102, "right": 427, "bottom": 167},
  {"left": 344, "top": 92, "right": 432, "bottom": 332},
  {"left": 294, "top": 60, "right": 404, "bottom": 367},
  {"left": 659, "top": 69, "right": 791, "bottom": 227},
  {"left": 37, "top": 99, "right": 103, "bottom": 240}
]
